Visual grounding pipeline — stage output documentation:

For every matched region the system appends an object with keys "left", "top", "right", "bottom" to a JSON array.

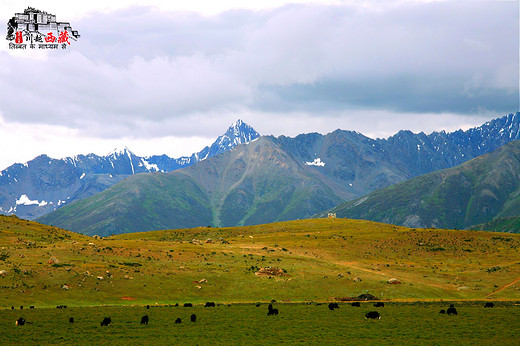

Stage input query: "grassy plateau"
[{"left": 1, "top": 215, "right": 520, "bottom": 344}]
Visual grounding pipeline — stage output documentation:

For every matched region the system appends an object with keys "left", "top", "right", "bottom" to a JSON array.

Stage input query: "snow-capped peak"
[
  {"left": 230, "top": 119, "right": 245, "bottom": 132},
  {"left": 223, "top": 119, "right": 260, "bottom": 144},
  {"left": 107, "top": 146, "right": 134, "bottom": 158}
]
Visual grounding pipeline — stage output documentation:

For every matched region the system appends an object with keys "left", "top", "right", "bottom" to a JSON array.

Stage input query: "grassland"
[
  {"left": 1, "top": 303, "right": 519, "bottom": 345},
  {"left": 1, "top": 215, "right": 520, "bottom": 309}
]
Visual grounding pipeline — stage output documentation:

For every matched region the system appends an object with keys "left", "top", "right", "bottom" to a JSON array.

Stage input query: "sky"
[{"left": 0, "top": 0, "right": 518, "bottom": 170}]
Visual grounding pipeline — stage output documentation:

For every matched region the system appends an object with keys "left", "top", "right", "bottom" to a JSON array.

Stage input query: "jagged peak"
[
  {"left": 224, "top": 119, "right": 259, "bottom": 139},
  {"left": 107, "top": 146, "right": 134, "bottom": 158},
  {"left": 231, "top": 119, "right": 245, "bottom": 128}
]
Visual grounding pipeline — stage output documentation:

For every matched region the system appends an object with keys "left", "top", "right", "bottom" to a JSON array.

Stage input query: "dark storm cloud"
[
  {"left": 0, "top": 1, "right": 517, "bottom": 138},
  {"left": 254, "top": 75, "right": 517, "bottom": 115}
]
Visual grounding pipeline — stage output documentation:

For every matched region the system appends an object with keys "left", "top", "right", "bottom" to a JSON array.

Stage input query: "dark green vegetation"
[
  {"left": 1, "top": 303, "right": 519, "bottom": 345},
  {"left": 327, "top": 140, "right": 520, "bottom": 230},
  {"left": 2, "top": 215, "right": 520, "bottom": 308}
]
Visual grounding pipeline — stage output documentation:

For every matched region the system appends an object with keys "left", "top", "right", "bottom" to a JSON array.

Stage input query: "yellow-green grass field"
[{"left": 1, "top": 215, "right": 519, "bottom": 308}]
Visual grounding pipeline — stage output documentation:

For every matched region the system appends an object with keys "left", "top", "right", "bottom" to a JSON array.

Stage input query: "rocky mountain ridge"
[
  {"left": 38, "top": 112, "right": 520, "bottom": 236},
  {"left": 0, "top": 120, "right": 259, "bottom": 219}
]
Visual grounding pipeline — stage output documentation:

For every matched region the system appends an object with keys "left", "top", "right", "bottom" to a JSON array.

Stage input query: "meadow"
[
  {"left": 1, "top": 302, "right": 519, "bottom": 345},
  {"left": 1, "top": 215, "right": 520, "bottom": 344},
  {"left": 1, "top": 215, "right": 520, "bottom": 308}
]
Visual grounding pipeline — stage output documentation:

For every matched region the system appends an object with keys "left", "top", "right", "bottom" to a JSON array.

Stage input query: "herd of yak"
[{"left": 13, "top": 301, "right": 496, "bottom": 326}]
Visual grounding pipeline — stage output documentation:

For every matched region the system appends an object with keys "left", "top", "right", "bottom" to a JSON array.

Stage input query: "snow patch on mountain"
[
  {"left": 108, "top": 146, "right": 133, "bottom": 158},
  {"left": 305, "top": 158, "right": 325, "bottom": 167},
  {"left": 140, "top": 159, "right": 160, "bottom": 172},
  {"left": 16, "top": 194, "right": 48, "bottom": 207}
]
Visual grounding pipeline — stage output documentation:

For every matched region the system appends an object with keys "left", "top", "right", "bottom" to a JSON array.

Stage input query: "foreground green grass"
[{"left": 1, "top": 303, "right": 519, "bottom": 345}]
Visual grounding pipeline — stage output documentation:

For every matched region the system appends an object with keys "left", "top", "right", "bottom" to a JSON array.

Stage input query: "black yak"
[
  {"left": 15, "top": 317, "right": 26, "bottom": 326},
  {"left": 328, "top": 303, "right": 339, "bottom": 310},
  {"left": 351, "top": 302, "right": 361, "bottom": 307},
  {"left": 439, "top": 309, "right": 446, "bottom": 314},
  {"left": 267, "top": 309, "right": 279, "bottom": 316},
  {"left": 365, "top": 311, "right": 381, "bottom": 320},
  {"left": 374, "top": 302, "right": 384, "bottom": 307},
  {"left": 484, "top": 302, "right": 494, "bottom": 308},
  {"left": 141, "top": 315, "right": 149, "bottom": 324},
  {"left": 175, "top": 318, "right": 182, "bottom": 324},
  {"left": 267, "top": 304, "right": 279, "bottom": 316},
  {"left": 191, "top": 314, "right": 196, "bottom": 322},
  {"left": 184, "top": 303, "right": 193, "bottom": 307},
  {"left": 447, "top": 304, "right": 457, "bottom": 315},
  {"left": 69, "top": 317, "right": 74, "bottom": 323},
  {"left": 101, "top": 317, "right": 111, "bottom": 326},
  {"left": 205, "top": 302, "right": 216, "bottom": 307}
]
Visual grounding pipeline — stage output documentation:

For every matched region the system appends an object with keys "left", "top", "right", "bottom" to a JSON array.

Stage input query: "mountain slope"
[
  {"left": 326, "top": 140, "right": 520, "bottom": 229},
  {"left": 470, "top": 216, "right": 520, "bottom": 233},
  {"left": 38, "top": 136, "right": 344, "bottom": 236},
  {"left": 39, "top": 112, "right": 520, "bottom": 235},
  {"left": 0, "top": 120, "right": 259, "bottom": 220}
]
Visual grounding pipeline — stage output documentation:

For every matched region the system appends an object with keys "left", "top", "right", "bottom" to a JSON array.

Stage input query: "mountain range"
[
  {"left": 0, "top": 120, "right": 259, "bottom": 220},
  {"left": 38, "top": 112, "right": 520, "bottom": 236},
  {"left": 324, "top": 139, "right": 520, "bottom": 230}
]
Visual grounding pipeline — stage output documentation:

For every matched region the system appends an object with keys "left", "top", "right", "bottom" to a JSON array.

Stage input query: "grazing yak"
[
  {"left": 374, "top": 302, "right": 384, "bottom": 307},
  {"left": 365, "top": 311, "right": 381, "bottom": 320},
  {"left": 328, "top": 303, "right": 339, "bottom": 310},
  {"left": 267, "top": 304, "right": 279, "bottom": 316},
  {"left": 101, "top": 317, "right": 112, "bottom": 326},
  {"left": 439, "top": 309, "right": 446, "bottom": 314},
  {"left": 484, "top": 302, "right": 494, "bottom": 308},
  {"left": 146, "top": 305, "right": 150, "bottom": 309},
  {"left": 191, "top": 314, "right": 197, "bottom": 322},
  {"left": 141, "top": 315, "right": 149, "bottom": 325},
  {"left": 351, "top": 302, "right": 361, "bottom": 307},
  {"left": 69, "top": 317, "right": 74, "bottom": 323},
  {"left": 447, "top": 304, "right": 457, "bottom": 315},
  {"left": 30, "top": 306, "right": 35, "bottom": 309},
  {"left": 184, "top": 303, "right": 193, "bottom": 307},
  {"left": 175, "top": 318, "right": 182, "bottom": 324},
  {"left": 205, "top": 302, "right": 216, "bottom": 307},
  {"left": 15, "top": 317, "right": 26, "bottom": 326}
]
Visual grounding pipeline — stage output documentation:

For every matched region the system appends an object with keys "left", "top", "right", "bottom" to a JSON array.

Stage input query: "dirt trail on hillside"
[
  {"left": 236, "top": 244, "right": 460, "bottom": 291},
  {"left": 487, "top": 277, "right": 520, "bottom": 297},
  {"left": 331, "top": 259, "right": 456, "bottom": 291}
]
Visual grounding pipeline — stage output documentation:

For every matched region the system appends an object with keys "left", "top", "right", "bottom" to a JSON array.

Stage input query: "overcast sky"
[{"left": 0, "top": 0, "right": 518, "bottom": 170}]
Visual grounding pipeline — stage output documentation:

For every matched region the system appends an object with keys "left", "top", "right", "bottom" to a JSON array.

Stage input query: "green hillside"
[
  {"left": 38, "top": 137, "right": 342, "bottom": 236},
  {"left": 326, "top": 140, "right": 520, "bottom": 229},
  {"left": 1, "top": 215, "right": 520, "bottom": 308},
  {"left": 471, "top": 216, "right": 520, "bottom": 233}
]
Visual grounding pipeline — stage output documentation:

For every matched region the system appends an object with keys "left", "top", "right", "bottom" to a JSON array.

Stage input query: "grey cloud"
[
  {"left": 254, "top": 74, "right": 517, "bottom": 115},
  {"left": 0, "top": 1, "right": 517, "bottom": 139}
]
